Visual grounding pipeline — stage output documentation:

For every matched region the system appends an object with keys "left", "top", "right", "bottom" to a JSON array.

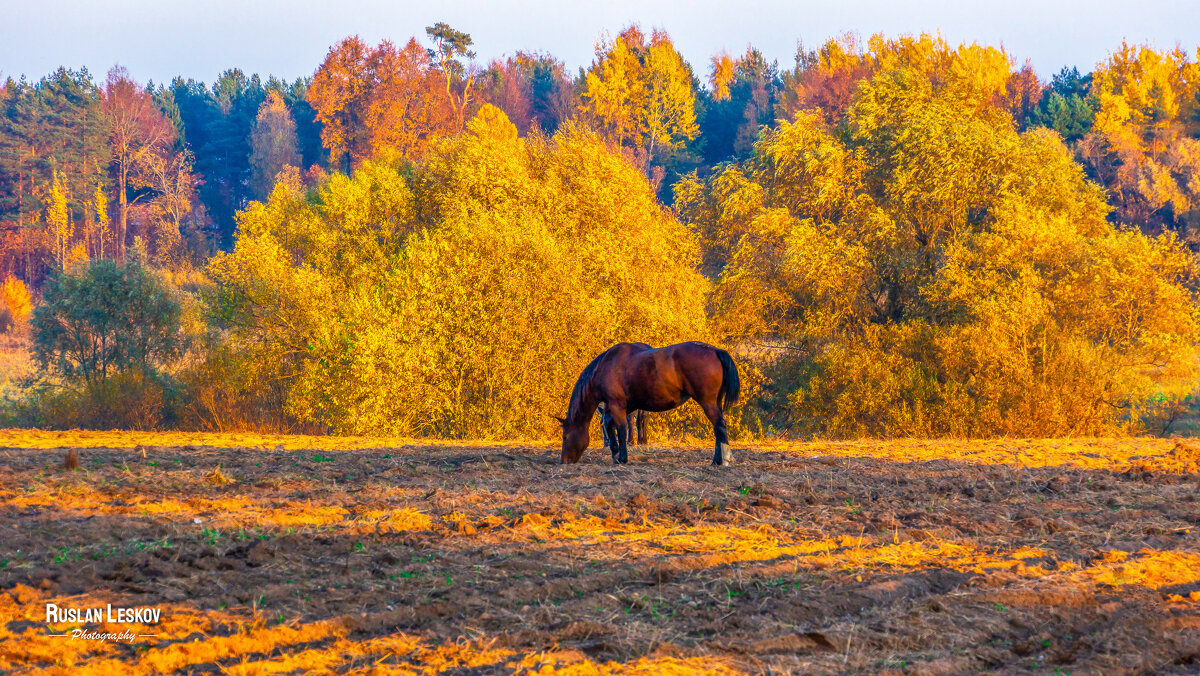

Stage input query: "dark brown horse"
[{"left": 557, "top": 342, "right": 740, "bottom": 465}]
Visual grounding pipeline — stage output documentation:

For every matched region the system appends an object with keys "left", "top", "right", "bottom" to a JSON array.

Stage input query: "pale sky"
[{"left": 2, "top": 0, "right": 1199, "bottom": 86}]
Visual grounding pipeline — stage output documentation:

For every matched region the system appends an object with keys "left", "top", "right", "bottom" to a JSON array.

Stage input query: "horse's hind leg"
[
  {"left": 635, "top": 410, "right": 647, "bottom": 446},
  {"left": 700, "top": 400, "right": 734, "bottom": 466}
]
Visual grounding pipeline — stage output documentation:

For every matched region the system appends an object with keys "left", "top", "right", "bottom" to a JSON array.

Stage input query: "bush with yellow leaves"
[
  {"left": 677, "top": 41, "right": 1200, "bottom": 438},
  {"left": 208, "top": 105, "right": 712, "bottom": 438}
]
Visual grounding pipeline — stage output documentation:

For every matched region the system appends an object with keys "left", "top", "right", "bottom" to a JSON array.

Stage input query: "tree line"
[{"left": 3, "top": 28, "right": 1200, "bottom": 438}]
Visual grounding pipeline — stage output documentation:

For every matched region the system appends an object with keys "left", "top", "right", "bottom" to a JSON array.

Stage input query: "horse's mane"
[{"left": 566, "top": 348, "right": 609, "bottom": 422}]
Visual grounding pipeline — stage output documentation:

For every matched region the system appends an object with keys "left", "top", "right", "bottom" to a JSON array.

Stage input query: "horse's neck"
[{"left": 569, "top": 390, "right": 598, "bottom": 428}]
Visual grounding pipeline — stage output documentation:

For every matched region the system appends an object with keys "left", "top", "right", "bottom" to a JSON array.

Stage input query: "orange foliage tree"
[
  {"left": 1, "top": 275, "right": 32, "bottom": 332},
  {"left": 309, "top": 36, "right": 460, "bottom": 170},
  {"left": 102, "top": 66, "right": 177, "bottom": 260}
]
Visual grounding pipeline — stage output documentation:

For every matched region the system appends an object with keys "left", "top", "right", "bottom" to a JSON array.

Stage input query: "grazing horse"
[{"left": 558, "top": 342, "right": 740, "bottom": 466}]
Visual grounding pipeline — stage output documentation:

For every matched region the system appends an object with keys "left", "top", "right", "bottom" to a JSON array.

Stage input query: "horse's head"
[{"left": 556, "top": 416, "right": 588, "bottom": 464}]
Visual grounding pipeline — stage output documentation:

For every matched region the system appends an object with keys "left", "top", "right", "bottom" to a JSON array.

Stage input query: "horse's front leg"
[
  {"left": 602, "top": 408, "right": 621, "bottom": 463},
  {"left": 600, "top": 405, "right": 614, "bottom": 453},
  {"left": 609, "top": 402, "right": 630, "bottom": 464}
]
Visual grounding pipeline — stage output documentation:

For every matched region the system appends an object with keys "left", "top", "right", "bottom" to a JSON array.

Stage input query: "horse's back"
[
  {"left": 610, "top": 341, "right": 717, "bottom": 411},
  {"left": 592, "top": 343, "right": 653, "bottom": 390},
  {"left": 662, "top": 341, "right": 727, "bottom": 398}
]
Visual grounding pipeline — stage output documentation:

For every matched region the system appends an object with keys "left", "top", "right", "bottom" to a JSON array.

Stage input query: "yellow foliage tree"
[
  {"left": 709, "top": 52, "right": 734, "bottom": 102},
  {"left": 777, "top": 33, "right": 1016, "bottom": 127},
  {"left": 580, "top": 28, "right": 699, "bottom": 164},
  {"left": 209, "top": 105, "right": 710, "bottom": 438},
  {"left": 94, "top": 186, "right": 110, "bottom": 260},
  {"left": 64, "top": 242, "right": 89, "bottom": 273},
  {"left": 47, "top": 171, "right": 72, "bottom": 268},
  {"left": 678, "top": 52, "right": 1200, "bottom": 437},
  {"left": 249, "top": 91, "right": 301, "bottom": 199},
  {"left": 1, "top": 276, "right": 33, "bottom": 330},
  {"left": 1083, "top": 42, "right": 1200, "bottom": 235}
]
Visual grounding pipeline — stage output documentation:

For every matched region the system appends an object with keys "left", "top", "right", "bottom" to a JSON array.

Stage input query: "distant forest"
[{"left": 4, "top": 27, "right": 1195, "bottom": 283}]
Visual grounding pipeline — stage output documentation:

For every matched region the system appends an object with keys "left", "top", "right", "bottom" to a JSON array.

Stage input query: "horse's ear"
[{"left": 552, "top": 415, "right": 567, "bottom": 427}]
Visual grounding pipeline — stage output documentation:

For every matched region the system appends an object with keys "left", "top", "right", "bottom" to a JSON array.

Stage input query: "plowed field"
[{"left": 2, "top": 431, "right": 1199, "bottom": 674}]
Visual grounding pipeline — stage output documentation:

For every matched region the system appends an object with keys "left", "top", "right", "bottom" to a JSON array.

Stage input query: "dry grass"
[{"left": 1, "top": 431, "right": 1198, "bottom": 673}]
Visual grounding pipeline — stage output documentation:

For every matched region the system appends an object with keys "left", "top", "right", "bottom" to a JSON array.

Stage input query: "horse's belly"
[{"left": 632, "top": 393, "right": 689, "bottom": 413}]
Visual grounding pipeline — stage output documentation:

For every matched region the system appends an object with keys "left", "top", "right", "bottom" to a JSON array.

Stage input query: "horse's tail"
[{"left": 716, "top": 348, "right": 740, "bottom": 412}]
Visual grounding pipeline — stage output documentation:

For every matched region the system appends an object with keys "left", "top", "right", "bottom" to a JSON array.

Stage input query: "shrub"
[
  {"left": 177, "top": 347, "right": 315, "bottom": 434},
  {"left": 5, "top": 371, "right": 169, "bottom": 430},
  {"left": 31, "top": 259, "right": 183, "bottom": 386},
  {"left": 678, "top": 44, "right": 1200, "bottom": 437},
  {"left": 208, "top": 106, "right": 713, "bottom": 438}
]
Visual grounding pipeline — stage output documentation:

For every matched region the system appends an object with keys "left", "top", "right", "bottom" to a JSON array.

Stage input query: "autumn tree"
[
  {"left": 94, "top": 185, "right": 110, "bottom": 259},
  {"left": 1003, "top": 61, "right": 1043, "bottom": 124},
  {"left": 678, "top": 42, "right": 1199, "bottom": 437},
  {"left": 366, "top": 38, "right": 457, "bottom": 161},
  {"left": 141, "top": 148, "right": 198, "bottom": 263},
  {"left": 309, "top": 36, "right": 454, "bottom": 169},
  {"left": 249, "top": 91, "right": 301, "bottom": 199},
  {"left": 776, "top": 33, "right": 875, "bottom": 126},
  {"left": 46, "top": 170, "right": 71, "bottom": 267},
  {"left": 775, "top": 33, "right": 1019, "bottom": 127},
  {"left": 0, "top": 275, "right": 32, "bottom": 333},
  {"left": 709, "top": 53, "right": 735, "bottom": 102},
  {"left": 102, "top": 66, "right": 177, "bottom": 260},
  {"left": 308, "top": 37, "right": 373, "bottom": 169},
  {"left": 1078, "top": 43, "right": 1200, "bottom": 237},
  {"left": 208, "top": 105, "right": 711, "bottom": 438},
  {"left": 479, "top": 51, "right": 574, "bottom": 135},
  {"left": 580, "top": 27, "right": 699, "bottom": 166}
]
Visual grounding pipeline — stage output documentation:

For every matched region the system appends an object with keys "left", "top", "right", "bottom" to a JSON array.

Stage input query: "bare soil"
[{"left": 1, "top": 433, "right": 1199, "bottom": 674}]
